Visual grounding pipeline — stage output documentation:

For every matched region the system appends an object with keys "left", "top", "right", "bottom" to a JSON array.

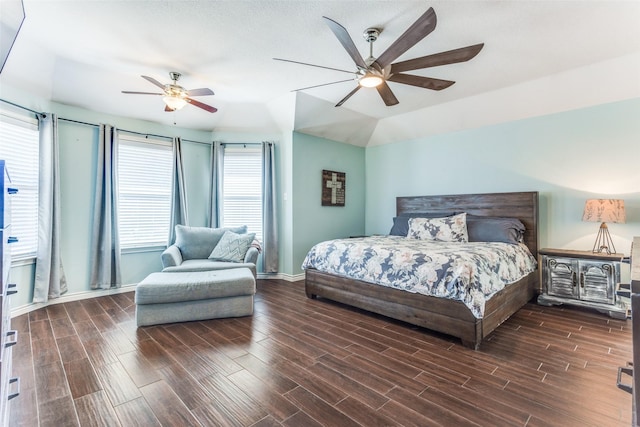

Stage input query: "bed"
[{"left": 303, "top": 191, "right": 539, "bottom": 350}]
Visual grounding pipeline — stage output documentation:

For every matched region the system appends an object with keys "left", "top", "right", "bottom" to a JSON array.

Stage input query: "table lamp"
[{"left": 582, "top": 199, "right": 626, "bottom": 254}]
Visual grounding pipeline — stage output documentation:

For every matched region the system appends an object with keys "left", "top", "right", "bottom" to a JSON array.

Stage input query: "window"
[
  {"left": 0, "top": 109, "right": 39, "bottom": 260},
  {"left": 117, "top": 134, "right": 172, "bottom": 249},
  {"left": 220, "top": 145, "right": 262, "bottom": 242}
]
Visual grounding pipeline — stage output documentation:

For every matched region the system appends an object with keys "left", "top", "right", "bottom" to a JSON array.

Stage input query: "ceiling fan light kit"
[
  {"left": 275, "top": 6, "right": 484, "bottom": 107},
  {"left": 162, "top": 95, "right": 187, "bottom": 111},
  {"left": 122, "top": 71, "right": 218, "bottom": 113},
  {"left": 358, "top": 72, "right": 383, "bottom": 88}
]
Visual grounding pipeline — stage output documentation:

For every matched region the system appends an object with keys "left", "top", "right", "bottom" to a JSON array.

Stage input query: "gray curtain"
[
  {"left": 262, "top": 141, "right": 278, "bottom": 273},
  {"left": 33, "top": 113, "right": 68, "bottom": 303},
  {"left": 168, "top": 137, "right": 189, "bottom": 245},
  {"left": 89, "top": 124, "right": 121, "bottom": 289},
  {"left": 208, "top": 141, "right": 223, "bottom": 228}
]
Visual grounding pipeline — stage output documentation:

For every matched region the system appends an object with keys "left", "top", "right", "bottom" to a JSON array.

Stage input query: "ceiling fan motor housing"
[
  {"left": 363, "top": 28, "right": 380, "bottom": 43},
  {"left": 165, "top": 83, "right": 187, "bottom": 98}
]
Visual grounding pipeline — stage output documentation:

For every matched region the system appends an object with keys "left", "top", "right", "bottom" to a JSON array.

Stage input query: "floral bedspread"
[{"left": 301, "top": 236, "right": 537, "bottom": 318}]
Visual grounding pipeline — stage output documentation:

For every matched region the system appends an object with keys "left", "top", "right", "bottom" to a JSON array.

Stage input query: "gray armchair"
[{"left": 161, "top": 225, "right": 260, "bottom": 278}]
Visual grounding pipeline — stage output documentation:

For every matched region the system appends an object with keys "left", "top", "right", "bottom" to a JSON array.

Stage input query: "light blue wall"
[
  {"left": 274, "top": 131, "right": 294, "bottom": 276},
  {"left": 292, "top": 132, "right": 365, "bottom": 275},
  {"left": 182, "top": 140, "right": 214, "bottom": 227},
  {"left": 58, "top": 121, "right": 99, "bottom": 296},
  {"left": 365, "top": 98, "right": 640, "bottom": 257}
]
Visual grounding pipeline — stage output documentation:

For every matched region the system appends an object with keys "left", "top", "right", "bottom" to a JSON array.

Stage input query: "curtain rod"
[
  {"left": 58, "top": 117, "right": 98, "bottom": 128},
  {"left": 57, "top": 118, "right": 209, "bottom": 146},
  {"left": 1, "top": 98, "right": 211, "bottom": 146},
  {"left": 0, "top": 98, "right": 40, "bottom": 116},
  {"left": 220, "top": 142, "right": 262, "bottom": 147}
]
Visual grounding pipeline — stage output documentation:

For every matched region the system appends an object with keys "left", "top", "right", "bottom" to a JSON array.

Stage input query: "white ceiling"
[{"left": 1, "top": 0, "right": 639, "bottom": 146}]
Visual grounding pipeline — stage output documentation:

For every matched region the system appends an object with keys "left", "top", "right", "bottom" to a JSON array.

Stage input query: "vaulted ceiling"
[{"left": 1, "top": 1, "right": 639, "bottom": 146}]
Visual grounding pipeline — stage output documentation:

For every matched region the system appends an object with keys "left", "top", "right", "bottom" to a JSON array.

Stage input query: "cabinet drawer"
[
  {"left": 0, "top": 228, "right": 9, "bottom": 287},
  {"left": 545, "top": 257, "right": 578, "bottom": 298},
  {"left": 0, "top": 169, "right": 12, "bottom": 230},
  {"left": 0, "top": 346, "right": 13, "bottom": 423},
  {"left": 580, "top": 262, "right": 616, "bottom": 304}
]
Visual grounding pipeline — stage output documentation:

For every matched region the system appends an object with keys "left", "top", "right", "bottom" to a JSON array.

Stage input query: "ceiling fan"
[
  {"left": 122, "top": 72, "right": 217, "bottom": 113},
  {"left": 274, "top": 7, "right": 484, "bottom": 107}
]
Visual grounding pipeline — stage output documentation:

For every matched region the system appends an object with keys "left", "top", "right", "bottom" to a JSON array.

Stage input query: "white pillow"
[{"left": 407, "top": 213, "right": 468, "bottom": 243}]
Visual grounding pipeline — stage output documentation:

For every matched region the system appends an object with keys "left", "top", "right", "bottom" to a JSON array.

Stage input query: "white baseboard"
[
  {"left": 11, "top": 283, "right": 138, "bottom": 318},
  {"left": 10, "top": 273, "right": 306, "bottom": 318}
]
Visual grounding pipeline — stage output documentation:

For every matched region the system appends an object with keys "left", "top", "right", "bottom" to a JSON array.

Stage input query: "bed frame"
[{"left": 305, "top": 191, "right": 539, "bottom": 349}]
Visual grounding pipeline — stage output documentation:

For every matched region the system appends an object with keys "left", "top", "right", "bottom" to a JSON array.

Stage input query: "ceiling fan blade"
[
  {"left": 322, "top": 17, "right": 368, "bottom": 69},
  {"left": 374, "top": 7, "right": 437, "bottom": 69},
  {"left": 335, "top": 86, "right": 361, "bottom": 107},
  {"left": 387, "top": 73, "right": 455, "bottom": 90},
  {"left": 376, "top": 81, "right": 399, "bottom": 106},
  {"left": 186, "top": 88, "right": 215, "bottom": 96},
  {"left": 391, "top": 43, "right": 484, "bottom": 73},
  {"left": 141, "top": 75, "right": 166, "bottom": 90},
  {"left": 186, "top": 97, "right": 218, "bottom": 113},
  {"left": 293, "top": 79, "right": 356, "bottom": 92},
  {"left": 274, "top": 58, "right": 356, "bottom": 75},
  {"left": 121, "top": 91, "right": 163, "bottom": 95}
]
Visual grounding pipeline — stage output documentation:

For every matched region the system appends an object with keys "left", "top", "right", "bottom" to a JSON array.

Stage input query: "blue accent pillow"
[{"left": 209, "top": 231, "right": 256, "bottom": 262}]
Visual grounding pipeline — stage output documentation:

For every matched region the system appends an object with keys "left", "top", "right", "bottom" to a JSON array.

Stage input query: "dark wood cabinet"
[{"left": 537, "top": 248, "right": 626, "bottom": 319}]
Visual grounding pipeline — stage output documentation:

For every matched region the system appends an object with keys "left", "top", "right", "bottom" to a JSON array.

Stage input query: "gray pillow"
[
  {"left": 209, "top": 231, "right": 256, "bottom": 262},
  {"left": 466, "top": 215, "right": 525, "bottom": 244},
  {"left": 389, "top": 212, "right": 456, "bottom": 236},
  {"left": 174, "top": 224, "right": 248, "bottom": 260}
]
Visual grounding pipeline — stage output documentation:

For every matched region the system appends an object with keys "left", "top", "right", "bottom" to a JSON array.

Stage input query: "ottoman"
[{"left": 135, "top": 268, "right": 255, "bottom": 327}]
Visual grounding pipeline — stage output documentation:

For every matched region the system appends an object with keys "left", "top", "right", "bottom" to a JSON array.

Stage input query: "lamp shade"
[{"left": 582, "top": 199, "right": 626, "bottom": 224}]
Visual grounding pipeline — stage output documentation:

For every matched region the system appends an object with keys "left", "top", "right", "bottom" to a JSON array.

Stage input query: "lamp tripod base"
[{"left": 592, "top": 222, "right": 617, "bottom": 255}]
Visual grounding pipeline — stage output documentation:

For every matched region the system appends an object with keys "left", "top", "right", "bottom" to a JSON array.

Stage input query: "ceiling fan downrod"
[{"left": 363, "top": 28, "right": 380, "bottom": 66}]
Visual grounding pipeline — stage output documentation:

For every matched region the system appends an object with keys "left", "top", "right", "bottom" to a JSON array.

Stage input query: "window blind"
[
  {"left": 221, "top": 145, "right": 263, "bottom": 242},
  {"left": 118, "top": 135, "right": 172, "bottom": 249},
  {"left": 0, "top": 110, "right": 39, "bottom": 260}
]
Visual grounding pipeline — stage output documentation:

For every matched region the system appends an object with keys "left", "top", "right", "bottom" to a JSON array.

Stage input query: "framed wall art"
[{"left": 322, "top": 169, "right": 345, "bottom": 206}]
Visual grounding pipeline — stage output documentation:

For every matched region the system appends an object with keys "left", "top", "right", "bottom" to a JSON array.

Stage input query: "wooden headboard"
[{"left": 396, "top": 191, "right": 539, "bottom": 257}]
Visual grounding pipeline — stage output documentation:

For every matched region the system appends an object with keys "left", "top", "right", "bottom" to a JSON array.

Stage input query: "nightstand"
[{"left": 537, "top": 248, "right": 627, "bottom": 319}]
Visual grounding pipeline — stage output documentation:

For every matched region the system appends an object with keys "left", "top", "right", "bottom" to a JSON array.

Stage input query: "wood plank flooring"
[{"left": 8, "top": 279, "right": 632, "bottom": 426}]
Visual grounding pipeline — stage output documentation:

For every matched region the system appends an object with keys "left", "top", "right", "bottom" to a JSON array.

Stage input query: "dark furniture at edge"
[
  {"left": 629, "top": 237, "right": 639, "bottom": 425},
  {"left": 305, "top": 191, "right": 539, "bottom": 350}
]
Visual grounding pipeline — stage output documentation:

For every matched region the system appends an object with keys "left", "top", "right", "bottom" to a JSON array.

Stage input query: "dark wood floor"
[{"left": 8, "top": 279, "right": 632, "bottom": 426}]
